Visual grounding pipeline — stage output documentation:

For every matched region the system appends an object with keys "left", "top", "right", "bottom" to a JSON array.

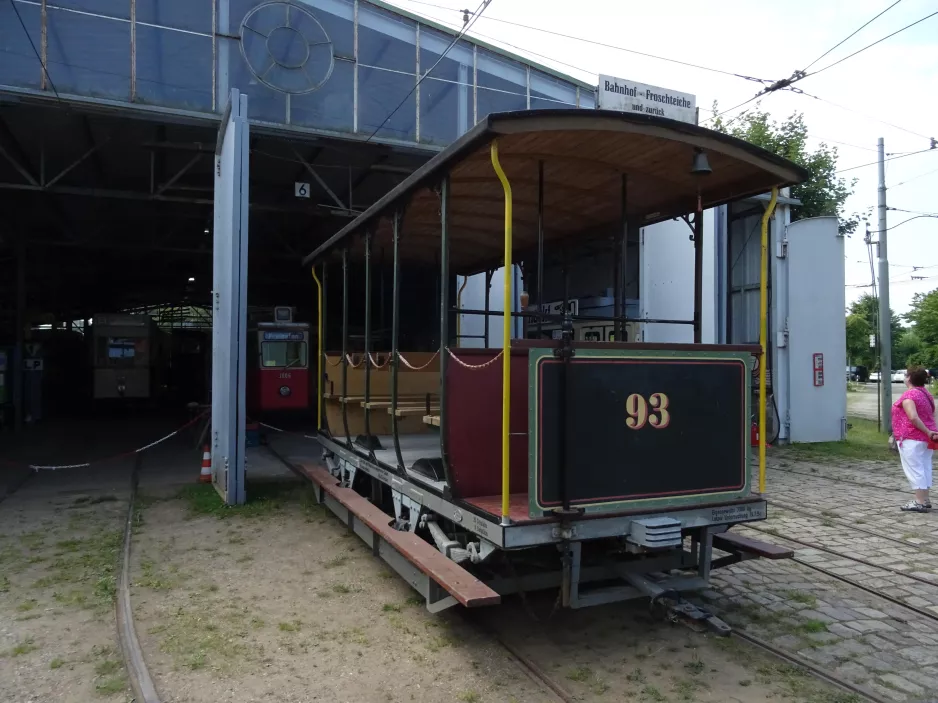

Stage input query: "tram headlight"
[{"left": 279, "top": 385, "right": 291, "bottom": 397}]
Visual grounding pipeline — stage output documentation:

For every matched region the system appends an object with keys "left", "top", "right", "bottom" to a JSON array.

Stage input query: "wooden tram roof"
[{"left": 302, "top": 110, "right": 809, "bottom": 275}]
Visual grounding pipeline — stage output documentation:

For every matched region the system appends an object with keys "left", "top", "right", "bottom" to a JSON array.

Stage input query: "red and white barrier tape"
[
  {"left": 445, "top": 348, "right": 503, "bottom": 370},
  {"left": 4, "top": 411, "right": 209, "bottom": 472}
]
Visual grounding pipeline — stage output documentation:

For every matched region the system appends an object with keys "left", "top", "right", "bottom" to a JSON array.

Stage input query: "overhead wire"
[
  {"left": 836, "top": 148, "right": 936, "bottom": 174},
  {"left": 801, "top": 0, "right": 904, "bottom": 71},
  {"left": 705, "top": 6, "right": 938, "bottom": 131},
  {"left": 891, "top": 167, "right": 938, "bottom": 188},
  {"left": 794, "top": 90, "right": 933, "bottom": 141},
  {"left": 809, "top": 10, "right": 938, "bottom": 77},
  {"left": 889, "top": 207, "right": 938, "bottom": 217},
  {"left": 363, "top": 0, "right": 492, "bottom": 143},
  {"left": 387, "top": 0, "right": 774, "bottom": 84}
]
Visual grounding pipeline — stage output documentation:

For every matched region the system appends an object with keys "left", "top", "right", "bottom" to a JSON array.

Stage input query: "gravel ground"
[
  {"left": 127, "top": 470, "right": 854, "bottom": 703},
  {"left": 0, "top": 464, "right": 132, "bottom": 703}
]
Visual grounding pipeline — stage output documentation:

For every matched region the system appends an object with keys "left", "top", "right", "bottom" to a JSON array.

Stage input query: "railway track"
[
  {"left": 767, "top": 497, "right": 938, "bottom": 556},
  {"left": 770, "top": 464, "right": 910, "bottom": 496},
  {"left": 742, "top": 523, "right": 938, "bottom": 624}
]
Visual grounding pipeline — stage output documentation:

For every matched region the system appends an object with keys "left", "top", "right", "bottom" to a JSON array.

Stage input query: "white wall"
[
  {"left": 639, "top": 210, "right": 716, "bottom": 343},
  {"left": 456, "top": 265, "right": 521, "bottom": 347}
]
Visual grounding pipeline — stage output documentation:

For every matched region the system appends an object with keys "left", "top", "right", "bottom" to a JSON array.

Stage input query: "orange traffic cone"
[{"left": 199, "top": 445, "right": 212, "bottom": 483}]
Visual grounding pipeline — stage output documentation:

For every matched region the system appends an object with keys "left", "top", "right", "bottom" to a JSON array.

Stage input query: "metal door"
[
  {"left": 785, "top": 216, "right": 845, "bottom": 442},
  {"left": 211, "top": 89, "right": 249, "bottom": 505}
]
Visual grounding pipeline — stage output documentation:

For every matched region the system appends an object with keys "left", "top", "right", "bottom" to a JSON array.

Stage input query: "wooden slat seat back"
[
  {"left": 445, "top": 349, "right": 529, "bottom": 500},
  {"left": 297, "top": 462, "right": 500, "bottom": 608},
  {"left": 323, "top": 351, "right": 440, "bottom": 438}
]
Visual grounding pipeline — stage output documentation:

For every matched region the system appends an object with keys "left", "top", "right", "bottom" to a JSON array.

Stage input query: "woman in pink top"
[{"left": 891, "top": 366, "right": 938, "bottom": 512}]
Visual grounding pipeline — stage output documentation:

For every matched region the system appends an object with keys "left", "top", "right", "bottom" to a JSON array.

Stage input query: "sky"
[{"left": 387, "top": 0, "right": 938, "bottom": 317}]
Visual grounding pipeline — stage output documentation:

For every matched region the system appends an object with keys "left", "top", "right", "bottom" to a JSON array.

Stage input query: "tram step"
[
  {"left": 296, "top": 461, "right": 501, "bottom": 608},
  {"left": 712, "top": 531, "right": 793, "bottom": 559}
]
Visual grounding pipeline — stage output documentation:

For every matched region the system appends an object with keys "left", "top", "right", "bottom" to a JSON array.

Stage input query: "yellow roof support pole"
[
  {"left": 758, "top": 187, "right": 778, "bottom": 494},
  {"left": 312, "top": 265, "right": 323, "bottom": 432},
  {"left": 491, "top": 140, "right": 513, "bottom": 525}
]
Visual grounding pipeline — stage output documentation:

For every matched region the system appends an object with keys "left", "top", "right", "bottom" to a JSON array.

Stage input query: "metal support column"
[
  {"left": 13, "top": 232, "right": 25, "bottom": 430},
  {"left": 877, "top": 137, "right": 892, "bottom": 434},
  {"left": 484, "top": 270, "right": 492, "bottom": 347},
  {"left": 361, "top": 230, "right": 375, "bottom": 451},
  {"left": 614, "top": 175, "right": 627, "bottom": 342},
  {"left": 536, "top": 161, "right": 544, "bottom": 338},
  {"left": 390, "top": 212, "right": 406, "bottom": 472},
  {"left": 439, "top": 177, "right": 453, "bottom": 489},
  {"left": 340, "top": 248, "right": 352, "bottom": 447},
  {"left": 321, "top": 263, "right": 328, "bottom": 434},
  {"left": 693, "top": 207, "right": 703, "bottom": 344}
]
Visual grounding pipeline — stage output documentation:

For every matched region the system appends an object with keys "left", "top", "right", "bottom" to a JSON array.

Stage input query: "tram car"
[
  {"left": 294, "top": 110, "right": 804, "bottom": 628},
  {"left": 92, "top": 313, "right": 167, "bottom": 401},
  {"left": 246, "top": 306, "right": 311, "bottom": 415}
]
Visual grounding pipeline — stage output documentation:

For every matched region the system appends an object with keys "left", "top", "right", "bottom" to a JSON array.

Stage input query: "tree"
[
  {"left": 711, "top": 103, "right": 864, "bottom": 235},
  {"left": 905, "top": 289, "right": 938, "bottom": 368},
  {"left": 846, "top": 313, "right": 872, "bottom": 367},
  {"left": 846, "top": 293, "right": 904, "bottom": 369}
]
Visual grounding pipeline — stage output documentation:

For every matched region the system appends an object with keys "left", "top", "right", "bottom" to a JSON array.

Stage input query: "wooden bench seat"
[
  {"left": 424, "top": 415, "right": 440, "bottom": 427},
  {"left": 296, "top": 461, "right": 500, "bottom": 608},
  {"left": 361, "top": 398, "right": 437, "bottom": 409},
  {"left": 339, "top": 394, "right": 434, "bottom": 405},
  {"left": 713, "top": 531, "right": 793, "bottom": 560},
  {"left": 389, "top": 406, "right": 440, "bottom": 417}
]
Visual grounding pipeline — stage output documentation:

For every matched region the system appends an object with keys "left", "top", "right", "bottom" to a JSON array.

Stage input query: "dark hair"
[{"left": 908, "top": 366, "right": 928, "bottom": 387}]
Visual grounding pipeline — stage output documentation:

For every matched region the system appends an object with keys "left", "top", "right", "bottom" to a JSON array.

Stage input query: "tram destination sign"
[
  {"left": 529, "top": 349, "right": 750, "bottom": 515},
  {"left": 597, "top": 75, "right": 697, "bottom": 125},
  {"left": 263, "top": 331, "right": 305, "bottom": 341}
]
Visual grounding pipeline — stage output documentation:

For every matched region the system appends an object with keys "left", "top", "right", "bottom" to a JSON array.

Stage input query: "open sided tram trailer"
[{"left": 294, "top": 110, "right": 805, "bottom": 629}]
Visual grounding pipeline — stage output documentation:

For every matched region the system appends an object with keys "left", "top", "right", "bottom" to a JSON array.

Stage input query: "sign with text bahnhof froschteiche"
[{"left": 597, "top": 75, "right": 697, "bottom": 125}]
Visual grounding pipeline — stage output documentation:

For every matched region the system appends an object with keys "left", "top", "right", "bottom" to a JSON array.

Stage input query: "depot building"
[
  {"left": 0, "top": 0, "right": 846, "bottom": 500},
  {"left": 0, "top": 0, "right": 593, "bottom": 425}
]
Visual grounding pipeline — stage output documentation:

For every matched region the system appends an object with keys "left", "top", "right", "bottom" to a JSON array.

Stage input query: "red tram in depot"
[
  {"left": 246, "top": 306, "right": 310, "bottom": 416},
  {"left": 292, "top": 110, "right": 806, "bottom": 629}
]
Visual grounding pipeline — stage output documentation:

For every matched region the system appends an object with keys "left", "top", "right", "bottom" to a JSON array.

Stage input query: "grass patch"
[
  {"left": 641, "top": 685, "right": 666, "bottom": 701},
  {"left": 382, "top": 603, "right": 403, "bottom": 613},
  {"left": 94, "top": 674, "right": 126, "bottom": 696},
  {"left": 137, "top": 559, "right": 175, "bottom": 590},
  {"left": 50, "top": 657, "right": 65, "bottom": 669},
  {"left": 157, "top": 607, "right": 249, "bottom": 672},
  {"left": 781, "top": 416, "right": 892, "bottom": 462},
  {"left": 626, "top": 668, "right": 646, "bottom": 683},
  {"left": 331, "top": 583, "right": 352, "bottom": 594},
  {"left": 29, "top": 529, "right": 120, "bottom": 610},
  {"left": 684, "top": 656, "right": 705, "bottom": 675},
  {"left": 278, "top": 621, "right": 302, "bottom": 633},
  {"left": 458, "top": 691, "right": 481, "bottom": 703},
  {"left": 16, "top": 598, "right": 39, "bottom": 612},
  {"left": 566, "top": 665, "right": 593, "bottom": 682},
  {"left": 94, "top": 659, "right": 122, "bottom": 676},
  {"left": 786, "top": 590, "right": 818, "bottom": 607},
  {"left": 4, "top": 638, "right": 39, "bottom": 657},
  {"left": 321, "top": 555, "right": 349, "bottom": 569},
  {"left": 799, "top": 620, "right": 828, "bottom": 634},
  {"left": 177, "top": 480, "right": 301, "bottom": 519}
]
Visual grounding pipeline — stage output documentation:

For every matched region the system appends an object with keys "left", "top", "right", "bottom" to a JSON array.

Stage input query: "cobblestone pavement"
[{"left": 700, "top": 452, "right": 938, "bottom": 702}]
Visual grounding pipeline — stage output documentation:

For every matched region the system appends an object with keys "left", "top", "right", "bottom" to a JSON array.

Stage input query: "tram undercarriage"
[{"left": 293, "top": 429, "right": 788, "bottom": 630}]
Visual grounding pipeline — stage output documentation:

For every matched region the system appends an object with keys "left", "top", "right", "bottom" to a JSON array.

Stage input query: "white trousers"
[{"left": 899, "top": 439, "right": 934, "bottom": 491}]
